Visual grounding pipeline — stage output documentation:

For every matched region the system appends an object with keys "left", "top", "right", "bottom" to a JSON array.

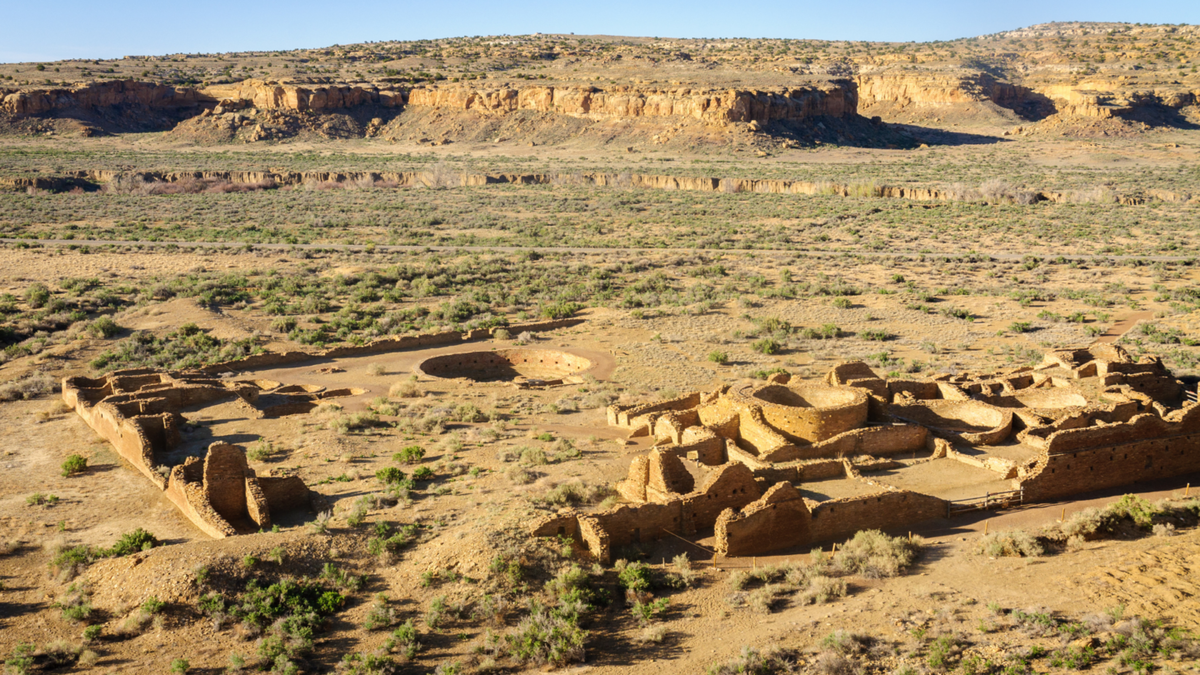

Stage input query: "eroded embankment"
[{"left": 3, "top": 167, "right": 1194, "bottom": 206}]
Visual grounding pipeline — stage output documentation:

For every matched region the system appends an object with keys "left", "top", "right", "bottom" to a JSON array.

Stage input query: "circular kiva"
[
  {"left": 890, "top": 399, "right": 1013, "bottom": 445},
  {"left": 731, "top": 383, "right": 869, "bottom": 444},
  {"left": 416, "top": 349, "right": 594, "bottom": 383},
  {"left": 989, "top": 387, "right": 1089, "bottom": 410}
]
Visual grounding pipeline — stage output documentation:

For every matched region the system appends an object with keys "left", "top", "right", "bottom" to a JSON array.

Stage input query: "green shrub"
[
  {"left": 376, "top": 467, "right": 407, "bottom": 484},
  {"left": 170, "top": 658, "right": 189, "bottom": 673},
  {"left": 926, "top": 634, "right": 959, "bottom": 668},
  {"left": 394, "top": 445, "right": 425, "bottom": 464},
  {"left": 707, "top": 350, "right": 729, "bottom": 364},
  {"left": 540, "top": 481, "right": 614, "bottom": 506},
  {"left": 833, "top": 529, "right": 922, "bottom": 578},
  {"left": 501, "top": 608, "right": 586, "bottom": 666},
  {"left": 631, "top": 597, "right": 669, "bottom": 626},
  {"left": 105, "top": 528, "right": 158, "bottom": 556},
  {"left": 412, "top": 466, "right": 434, "bottom": 480},
  {"left": 751, "top": 338, "right": 781, "bottom": 355},
  {"left": 618, "top": 561, "right": 654, "bottom": 593},
  {"left": 541, "top": 301, "right": 584, "bottom": 320},
  {"left": 706, "top": 646, "right": 800, "bottom": 675},
  {"left": 55, "top": 582, "right": 93, "bottom": 622},
  {"left": 25, "top": 283, "right": 51, "bottom": 308},
  {"left": 61, "top": 454, "right": 88, "bottom": 477},
  {"left": 87, "top": 316, "right": 121, "bottom": 338},
  {"left": 976, "top": 529, "right": 1044, "bottom": 557},
  {"left": 1105, "top": 494, "right": 1159, "bottom": 528},
  {"left": 246, "top": 439, "right": 276, "bottom": 461}
]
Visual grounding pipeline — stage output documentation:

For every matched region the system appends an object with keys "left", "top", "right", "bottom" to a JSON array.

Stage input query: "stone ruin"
[
  {"left": 532, "top": 343, "right": 1200, "bottom": 561},
  {"left": 62, "top": 369, "right": 338, "bottom": 537},
  {"left": 416, "top": 348, "right": 595, "bottom": 388}
]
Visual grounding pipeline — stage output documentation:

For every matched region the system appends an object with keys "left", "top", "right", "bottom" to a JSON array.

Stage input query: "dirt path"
[{"left": 1095, "top": 310, "right": 1155, "bottom": 343}]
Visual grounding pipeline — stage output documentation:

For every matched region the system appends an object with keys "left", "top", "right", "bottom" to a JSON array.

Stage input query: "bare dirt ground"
[{"left": 4, "top": 50, "right": 1200, "bottom": 669}]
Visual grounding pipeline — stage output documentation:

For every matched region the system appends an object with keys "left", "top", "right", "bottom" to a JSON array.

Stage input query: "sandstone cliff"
[
  {"left": 403, "top": 83, "right": 855, "bottom": 123},
  {"left": 2, "top": 78, "right": 858, "bottom": 125},
  {"left": 0, "top": 80, "right": 208, "bottom": 116}
]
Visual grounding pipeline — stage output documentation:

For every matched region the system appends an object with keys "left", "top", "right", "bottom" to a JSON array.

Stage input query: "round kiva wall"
[
  {"left": 730, "top": 383, "right": 869, "bottom": 444},
  {"left": 890, "top": 399, "right": 1013, "bottom": 445},
  {"left": 416, "top": 349, "right": 593, "bottom": 382}
]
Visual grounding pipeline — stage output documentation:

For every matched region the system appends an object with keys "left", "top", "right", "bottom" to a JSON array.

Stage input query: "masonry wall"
[
  {"left": 201, "top": 318, "right": 586, "bottom": 373},
  {"left": 204, "top": 443, "right": 250, "bottom": 524},
  {"left": 1021, "top": 431, "right": 1200, "bottom": 501},
  {"left": 733, "top": 405, "right": 795, "bottom": 455},
  {"left": 714, "top": 483, "right": 812, "bottom": 556},
  {"left": 609, "top": 392, "right": 703, "bottom": 428},
  {"left": 763, "top": 424, "right": 926, "bottom": 462},
  {"left": 63, "top": 372, "right": 320, "bottom": 539},
  {"left": 258, "top": 476, "right": 316, "bottom": 513},
  {"left": 1043, "top": 405, "right": 1200, "bottom": 454},
  {"left": 747, "top": 385, "right": 869, "bottom": 444},
  {"left": 581, "top": 463, "right": 762, "bottom": 561},
  {"left": 808, "top": 490, "right": 947, "bottom": 544},
  {"left": 164, "top": 462, "right": 237, "bottom": 538}
]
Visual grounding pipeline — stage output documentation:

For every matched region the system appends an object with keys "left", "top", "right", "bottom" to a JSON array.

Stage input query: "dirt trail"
[{"left": 1095, "top": 310, "right": 1155, "bottom": 343}]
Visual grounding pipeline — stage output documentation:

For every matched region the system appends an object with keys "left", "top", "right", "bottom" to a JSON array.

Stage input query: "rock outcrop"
[
  {"left": 404, "top": 83, "right": 856, "bottom": 122},
  {"left": 0, "top": 80, "right": 208, "bottom": 116},
  {"left": 2, "top": 78, "right": 858, "bottom": 125}
]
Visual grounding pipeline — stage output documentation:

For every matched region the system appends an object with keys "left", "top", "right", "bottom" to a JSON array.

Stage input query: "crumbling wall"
[
  {"left": 888, "top": 379, "right": 941, "bottom": 400},
  {"left": 201, "top": 318, "right": 586, "bottom": 373},
  {"left": 164, "top": 461, "right": 237, "bottom": 538},
  {"left": 63, "top": 370, "right": 322, "bottom": 538},
  {"left": 762, "top": 424, "right": 927, "bottom": 462},
  {"left": 732, "top": 404, "right": 797, "bottom": 456},
  {"left": 204, "top": 443, "right": 250, "bottom": 524},
  {"left": 714, "top": 483, "right": 812, "bottom": 556},
  {"left": 608, "top": 392, "right": 703, "bottom": 431},
  {"left": 889, "top": 400, "right": 1013, "bottom": 445},
  {"left": 555, "top": 463, "right": 762, "bottom": 562},
  {"left": 1019, "top": 404, "right": 1200, "bottom": 500},
  {"left": 645, "top": 449, "right": 695, "bottom": 501},
  {"left": 245, "top": 478, "right": 271, "bottom": 529},
  {"left": 740, "top": 384, "right": 869, "bottom": 444},
  {"left": 257, "top": 476, "right": 316, "bottom": 514},
  {"left": 654, "top": 410, "right": 700, "bottom": 444},
  {"left": 808, "top": 489, "right": 946, "bottom": 544},
  {"left": 617, "top": 455, "right": 650, "bottom": 502}
]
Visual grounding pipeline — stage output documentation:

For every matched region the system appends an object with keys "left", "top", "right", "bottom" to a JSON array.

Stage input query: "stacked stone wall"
[
  {"left": 809, "top": 490, "right": 947, "bottom": 544},
  {"left": 63, "top": 371, "right": 321, "bottom": 538},
  {"left": 714, "top": 483, "right": 811, "bottom": 556}
]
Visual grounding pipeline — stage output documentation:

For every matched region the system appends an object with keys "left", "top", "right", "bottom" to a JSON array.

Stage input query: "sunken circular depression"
[
  {"left": 416, "top": 349, "right": 593, "bottom": 383},
  {"left": 734, "top": 383, "right": 869, "bottom": 444}
]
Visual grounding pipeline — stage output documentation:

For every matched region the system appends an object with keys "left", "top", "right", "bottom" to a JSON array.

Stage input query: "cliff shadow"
[
  {"left": 1121, "top": 104, "right": 1200, "bottom": 131},
  {"left": 764, "top": 116, "right": 923, "bottom": 149},
  {"left": 891, "top": 124, "right": 1008, "bottom": 147}
]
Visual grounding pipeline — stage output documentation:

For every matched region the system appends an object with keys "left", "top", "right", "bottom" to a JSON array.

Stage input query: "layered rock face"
[
  {"left": 856, "top": 72, "right": 1038, "bottom": 110},
  {"left": 404, "top": 83, "right": 856, "bottom": 122},
  {"left": 203, "top": 80, "right": 405, "bottom": 111},
  {"left": 0, "top": 80, "right": 207, "bottom": 115},
  {"left": 5, "top": 73, "right": 1190, "bottom": 133},
  {"left": 856, "top": 70, "right": 1200, "bottom": 122},
  {"left": 1, "top": 78, "right": 858, "bottom": 124}
]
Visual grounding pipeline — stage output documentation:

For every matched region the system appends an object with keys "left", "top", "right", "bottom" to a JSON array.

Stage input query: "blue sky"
[{"left": 3, "top": 0, "right": 1198, "bottom": 63}]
